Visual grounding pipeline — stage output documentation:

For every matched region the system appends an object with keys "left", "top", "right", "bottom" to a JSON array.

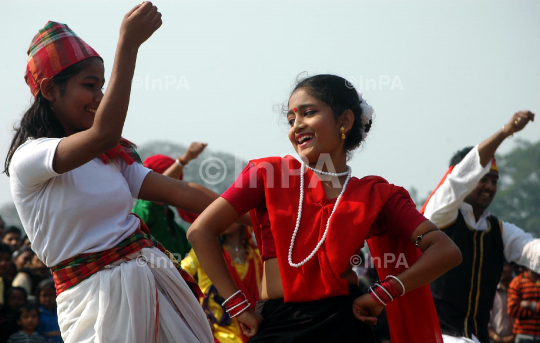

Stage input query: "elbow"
[{"left": 449, "top": 243, "right": 463, "bottom": 269}]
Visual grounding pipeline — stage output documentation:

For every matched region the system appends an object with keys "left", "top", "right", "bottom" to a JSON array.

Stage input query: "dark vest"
[{"left": 430, "top": 211, "right": 504, "bottom": 343}]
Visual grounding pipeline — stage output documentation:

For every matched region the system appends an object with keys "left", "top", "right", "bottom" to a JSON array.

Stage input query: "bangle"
[{"left": 176, "top": 158, "right": 187, "bottom": 167}]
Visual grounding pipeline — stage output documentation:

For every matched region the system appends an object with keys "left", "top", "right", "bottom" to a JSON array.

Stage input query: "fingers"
[
  {"left": 353, "top": 309, "right": 378, "bottom": 326},
  {"left": 125, "top": 3, "right": 143, "bottom": 18},
  {"left": 240, "top": 322, "right": 258, "bottom": 337},
  {"left": 513, "top": 110, "right": 534, "bottom": 129}
]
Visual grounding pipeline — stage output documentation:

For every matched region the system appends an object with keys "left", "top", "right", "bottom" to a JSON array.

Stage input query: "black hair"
[
  {"left": 4, "top": 226, "right": 21, "bottom": 237},
  {"left": 4, "top": 58, "right": 98, "bottom": 176},
  {"left": 6, "top": 286, "right": 28, "bottom": 303},
  {"left": 288, "top": 74, "right": 373, "bottom": 157},
  {"left": 0, "top": 242, "right": 12, "bottom": 255},
  {"left": 449, "top": 147, "right": 474, "bottom": 167},
  {"left": 35, "top": 279, "right": 56, "bottom": 303},
  {"left": 218, "top": 225, "right": 247, "bottom": 250},
  {"left": 15, "top": 302, "right": 40, "bottom": 321},
  {"left": 12, "top": 246, "right": 34, "bottom": 260}
]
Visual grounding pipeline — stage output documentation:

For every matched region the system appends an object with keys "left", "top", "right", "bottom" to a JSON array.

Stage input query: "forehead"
[
  {"left": 75, "top": 58, "right": 105, "bottom": 81},
  {"left": 288, "top": 88, "right": 322, "bottom": 108},
  {"left": 484, "top": 171, "right": 499, "bottom": 179}
]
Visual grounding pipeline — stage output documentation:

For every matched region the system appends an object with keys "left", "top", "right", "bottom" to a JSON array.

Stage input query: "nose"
[
  {"left": 292, "top": 115, "right": 305, "bottom": 132},
  {"left": 95, "top": 89, "right": 104, "bottom": 103},
  {"left": 485, "top": 180, "right": 496, "bottom": 192}
]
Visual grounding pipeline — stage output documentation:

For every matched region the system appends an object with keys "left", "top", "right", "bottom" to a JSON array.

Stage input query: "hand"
[
  {"left": 352, "top": 293, "right": 384, "bottom": 326},
  {"left": 120, "top": 2, "right": 162, "bottom": 48},
  {"left": 503, "top": 111, "right": 535, "bottom": 137},
  {"left": 237, "top": 309, "right": 263, "bottom": 337},
  {"left": 520, "top": 300, "right": 532, "bottom": 308},
  {"left": 180, "top": 142, "right": 208, "bottom": 164}
]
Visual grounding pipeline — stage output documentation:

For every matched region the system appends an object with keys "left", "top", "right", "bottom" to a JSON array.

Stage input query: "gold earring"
[{"left": 340, "top": 127, "right": 346, "bottom": 140}]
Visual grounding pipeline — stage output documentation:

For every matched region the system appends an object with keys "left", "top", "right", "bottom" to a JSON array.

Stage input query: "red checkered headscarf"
[{"left": 25, "top": 21, "right": 101, "bottom": 97}]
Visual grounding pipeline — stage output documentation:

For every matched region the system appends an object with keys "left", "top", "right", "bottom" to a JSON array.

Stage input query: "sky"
[{"left": 1, "top": 0, "right": 539, "bottom": 208}]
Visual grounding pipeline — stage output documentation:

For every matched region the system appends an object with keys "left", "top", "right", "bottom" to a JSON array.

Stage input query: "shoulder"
[
  {"left": 249, "top": 155, "right": 296, "bottom": 167},
  {"left": 14, "top": 137, "right": 62, "bottom": 155}
]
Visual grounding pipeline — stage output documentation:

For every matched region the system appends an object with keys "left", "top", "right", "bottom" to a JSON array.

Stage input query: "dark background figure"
[
  {"left": 489, "top": 260, "right": 515, "bottom": 343},
  {"left": 507, "top": 269, "right": 540, "bottom": 343}
]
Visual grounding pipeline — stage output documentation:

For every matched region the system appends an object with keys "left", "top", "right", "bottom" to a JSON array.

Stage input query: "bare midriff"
[{"left": 260, "top": 258, "right": 358, "bottom": 300}]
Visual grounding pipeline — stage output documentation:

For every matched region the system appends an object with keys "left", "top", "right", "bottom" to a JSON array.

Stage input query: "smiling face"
[
  {"left": 464, "top": 171, "right": 499, "bottom": 212},
  {"left": 50, "top": 57, "right": 105, "bottom": 136},
  {"left": 287, "top": 89, "right": 347, "bottom": 167}
]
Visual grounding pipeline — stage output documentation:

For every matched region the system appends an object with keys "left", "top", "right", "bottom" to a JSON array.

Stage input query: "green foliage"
[{"left": 490, "top": 139, "right": 540, "bottom": 237}]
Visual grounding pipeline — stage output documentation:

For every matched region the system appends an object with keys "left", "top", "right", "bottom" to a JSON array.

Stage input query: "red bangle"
[
  {"left": 368, "top": 276, "right": 405, "bottom": 306},
  {"left": 222, "top": 290, "right": 250, "bottom": 318}
]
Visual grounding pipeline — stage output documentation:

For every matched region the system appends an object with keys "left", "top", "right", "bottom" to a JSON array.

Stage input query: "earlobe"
[
  {"left": 341, "top": 109, "right": 355, "bottom": 133},
  {"left": 40, "top": 78, "right": 56, "bottom": 101}
]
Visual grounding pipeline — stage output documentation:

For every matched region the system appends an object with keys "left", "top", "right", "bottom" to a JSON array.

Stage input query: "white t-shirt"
[{"left": 9, "top": 138, "right": 152, "bottom": 267}]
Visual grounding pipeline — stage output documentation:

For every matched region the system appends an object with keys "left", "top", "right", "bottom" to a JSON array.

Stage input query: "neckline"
[{"left": 303, "top": 164, "right": 352, "bottom": 204}]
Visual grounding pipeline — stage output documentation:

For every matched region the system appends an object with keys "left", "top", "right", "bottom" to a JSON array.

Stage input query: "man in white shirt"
[{"left": 422, "top": 111, "right": 537, "bottom": 343}]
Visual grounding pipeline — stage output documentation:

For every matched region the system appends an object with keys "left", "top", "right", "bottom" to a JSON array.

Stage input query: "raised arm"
[
  {"left": 49, "top": 2, "right": 162, "bottom": 174},
  {"left": 161, "top": 142, "right": 207, "bottom": 180},
  {"left": 424, "top": 110, "right": 535, "bottom": 227}
]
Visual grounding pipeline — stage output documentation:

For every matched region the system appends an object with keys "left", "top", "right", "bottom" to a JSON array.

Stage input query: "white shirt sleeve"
[
  {"left": 119, "top": 160, "right": 152, "bottom": 198},
  {"left": 502, "top": 221, "right": 540, "bottom": 273},
  {"left": 10, "top": 138, "right": 62, "bottom": 188},
  {"left": 424, "top": 145, "right": 491, "bottom": 228}
]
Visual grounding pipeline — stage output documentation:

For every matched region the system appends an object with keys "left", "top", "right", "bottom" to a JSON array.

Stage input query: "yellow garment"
[{"left": 181, "top": 246, "right": 262, "bottom": 343}]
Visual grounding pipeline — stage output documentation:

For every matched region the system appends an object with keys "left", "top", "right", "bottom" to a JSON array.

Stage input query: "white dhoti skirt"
[{"left": 57, "top": 247, "right": 214, "bottom": 343}]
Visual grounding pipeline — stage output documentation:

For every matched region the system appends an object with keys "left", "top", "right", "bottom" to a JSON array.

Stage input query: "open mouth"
[
  {"left": 296, "top": 134, "right": 314, "bottom": 148},
  {"left": 479, "top": 191, "right": 493, "bottom": 200},
  {"left": 86, "top": 107, "right": 97, "bottom": 114}
]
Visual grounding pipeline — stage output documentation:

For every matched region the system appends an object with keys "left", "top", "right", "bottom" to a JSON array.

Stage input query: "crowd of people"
[{"left": 1, "top": 2, "right": 539, "bottom": 343}]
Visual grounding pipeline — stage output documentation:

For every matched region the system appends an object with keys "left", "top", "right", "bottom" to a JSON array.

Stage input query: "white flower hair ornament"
[{"left": 357, "top": 91, "right": 374, "bottom": 140}]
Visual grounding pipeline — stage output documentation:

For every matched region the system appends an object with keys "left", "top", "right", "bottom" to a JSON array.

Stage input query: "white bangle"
[
  {"left": 229, "top": 303, "right": 251, "bottom": 318},
  {"left": 176, "top": 158, "right": 186, "bottom": 167},
  {"left": 369, "top": 286, "right": 387, "bottom": 306},
  {"left": 226, "top": 299, "right": 248, "bottom": 312},
  {"left": 222, "top": 290, "right": 242, "bottom": 306},
  {"left": 374, "top": 283, "right": 393, "bottom": 302}
]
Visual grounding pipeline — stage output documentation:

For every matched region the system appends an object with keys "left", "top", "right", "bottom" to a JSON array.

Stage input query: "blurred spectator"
[
  {"left": 508, "top": 269, "right": 540, "bottom": 343},
  {"left": 6, "top": 303, "right": 45, "bottom": 343},
  {"left": 0, "top": 287, "right": 28, "bottom": 342},
  {"left": 12, "top": 248, "right": 48, "bottom": 300},
  {"left": 35, "top": 280, "right": 62, "bottom": 342},
  {"left": 12, "top": 247, "right": 33, "bottom": 271},
  {"left": 21, "top": 237, "right": 31, "bottom": 248},
  {"left": 0, "top": 216, "right": 5, "bottom": 238},
  {"left": 2, "top": 227, "right": 22, "bottom": 253},
  {"left": 489, "top": 261, "right": 515, "bottom": 343},
  {"left": 0, "top": 243, "right": 13, "bottom": 306}
]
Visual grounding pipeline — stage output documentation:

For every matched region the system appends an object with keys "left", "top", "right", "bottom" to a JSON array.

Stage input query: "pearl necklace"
[
  {"left": 288, "top": 163, "right": 352, "bottom": 268},
  {"left": 305, "top": 165, "right": 349, "bottom": 177}
]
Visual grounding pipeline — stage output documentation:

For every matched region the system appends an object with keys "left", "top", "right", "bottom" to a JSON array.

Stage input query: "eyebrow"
[
  {"left": 286, "top": 103, "right": 318, "bottom": 115},
  {"left": 82, "top": 75, "right": 106, "bottom": 84}
]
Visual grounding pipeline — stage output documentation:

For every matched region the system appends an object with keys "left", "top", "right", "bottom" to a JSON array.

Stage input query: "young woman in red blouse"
[{"left": 188, "top": 74, "right": 462, "bottom": 342}]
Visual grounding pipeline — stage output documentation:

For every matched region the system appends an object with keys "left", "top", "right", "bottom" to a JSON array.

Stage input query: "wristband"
[{"left": 176, "top": 158, "right": 187, "bottom": 167}]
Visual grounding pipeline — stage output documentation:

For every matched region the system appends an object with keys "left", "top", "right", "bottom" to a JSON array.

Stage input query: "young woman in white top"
[{"left": 4, "top": 3, "right": 225, "bottom": 342}]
